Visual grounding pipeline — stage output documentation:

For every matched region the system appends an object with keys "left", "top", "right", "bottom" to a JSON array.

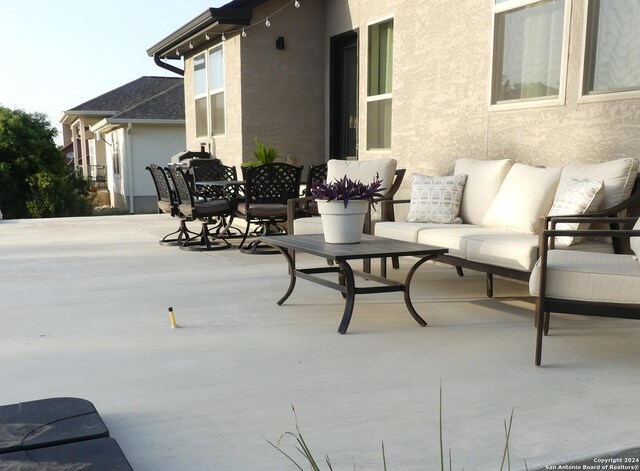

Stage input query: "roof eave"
[{"left": 146, "top": 7, "right": 253, "bottom": 59}]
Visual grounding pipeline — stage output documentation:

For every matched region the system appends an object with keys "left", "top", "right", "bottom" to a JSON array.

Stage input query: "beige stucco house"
[
  {"left": 60, "top": 77, "right": 186, "bottom": 213},
  {"left": 147, "top": 0, "right": 640, "bottom": 182}
]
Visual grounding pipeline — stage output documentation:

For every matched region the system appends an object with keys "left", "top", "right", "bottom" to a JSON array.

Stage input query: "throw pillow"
[
  {"left": 482, "top": 163, "right": 562, "bottom": 234},
  {"left": 405, "top": 174, "right": 467, "bottom": 224},
  {"left": 547, "top": 178, "right": 605, "bottom": 246}
]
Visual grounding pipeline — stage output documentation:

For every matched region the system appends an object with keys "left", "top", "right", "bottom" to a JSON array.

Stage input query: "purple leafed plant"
[{"left": 310, "top": 174, "right": 385, "bottom": 208}]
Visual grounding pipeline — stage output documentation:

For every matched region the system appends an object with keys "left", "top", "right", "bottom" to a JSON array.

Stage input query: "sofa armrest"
[
  {"left": 287, "top": 196, "right": 314, "bottom": 235},
  {"left": 379, "top": 199, "right": 410, "bottom": 222}
]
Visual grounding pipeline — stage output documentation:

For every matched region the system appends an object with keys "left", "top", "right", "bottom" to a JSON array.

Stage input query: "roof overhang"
[
  {"left": 90, "top": 118, "right": 186, "bottom": 134},
  {"left": 146, "top": 8, "right": 253, "bottom": 60},
  {"left": 59, "top": 110, "right": 115, "bottom": 125}
]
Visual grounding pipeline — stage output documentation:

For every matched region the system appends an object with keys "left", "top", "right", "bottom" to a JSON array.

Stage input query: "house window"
[
  {"left": 194, "top": 53, "right": 208, "bottom": 138},
  {"left": 491, "top": 0, "right": 568, "bottom": 106},
  {"left": 112, "top": 134, "right": 120, "bottom": 176},
  {"left": 208, "top": 45, "right": 225, "bottom": 136},
  {"left": 193, "top": 45, "right": 225, "bottom": 138},
  {"left": 367, "top": 18, "right": 393, "bottom": 150},
  {"left": 583, "top": 0, "right": 640, "bottom": 96}
]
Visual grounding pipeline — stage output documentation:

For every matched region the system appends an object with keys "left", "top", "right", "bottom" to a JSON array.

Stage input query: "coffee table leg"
[
  {"left": 404, "top": 254, "right": 438, "bottom": 326},
  {"left": 336, "top": 261, "right": 356, "bottom": 334},
  {"left": 273, "top": 246, "right": 297, "bottom": 306}
]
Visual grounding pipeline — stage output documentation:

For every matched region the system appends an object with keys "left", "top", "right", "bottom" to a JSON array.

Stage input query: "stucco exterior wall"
[{"left": 325, "top": 0, "right": 640, "bottom": 178}]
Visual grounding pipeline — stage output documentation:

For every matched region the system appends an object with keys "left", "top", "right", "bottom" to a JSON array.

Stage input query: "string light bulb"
[
  {"left": 176, "top": 49, "right": 180, "bottom": 56},
  {"left": 294, "top": 0, "right": 300, "bottom": 7},
  {"left": 242, "top": 28, "right": 247, "bottom": 38},
  {"left": 189, "top": 41, "right": 193, "bottom": 49},
  {"left": 221, "top": 33, "right": 226, "bottom": 41},
  {"left": 205, "top": 32, "right": 210, "bottom": 40},
  {"left": 265, "top": 17, "right": 271, "bottom": 27}
]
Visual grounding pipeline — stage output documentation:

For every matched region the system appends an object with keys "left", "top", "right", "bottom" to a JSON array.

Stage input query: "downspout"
[
  {"left": 126, "top": 123, "right": 135, "bottom": 213},
  {"left": 153, "top": 54, "right": 184, "bottom": 76}
]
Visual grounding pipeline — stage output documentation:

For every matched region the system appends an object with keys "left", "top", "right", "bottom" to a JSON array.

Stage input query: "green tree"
[{"left": 0, "top": 106, "right": 95, "bottom": 219}]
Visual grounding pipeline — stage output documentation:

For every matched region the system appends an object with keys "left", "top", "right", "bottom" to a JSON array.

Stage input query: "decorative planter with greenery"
[
  {"left": 310, "top": 174, "right": 383, "bottom": 244},
  {"left": 241, "top": 137, "right": 280, "bottom": 167}
]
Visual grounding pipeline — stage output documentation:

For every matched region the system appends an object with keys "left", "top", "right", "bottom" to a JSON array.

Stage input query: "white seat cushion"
[
  {"left": 293, "top": 216, "right": 323, "bottom": 235},
  {"left": 417, "top": 226, "right": 502, "bottom": 258},
  {"left": 327, "top": 159, "right": 397, "bottom": 197},
  {"left": 482, "top": 164, "right": 561, "bottom": 234},
  {"left": 375, "top": 221, "right": 460, "bottom": 243},
  {"left": 529, "top": 250, "right": 640, "bottom": 304},
  {"left": 465, "top": 233, "right": 614, "bottom": 272},
  {"left": 454, "top": 158, "right": 513, "bottom": 225}
]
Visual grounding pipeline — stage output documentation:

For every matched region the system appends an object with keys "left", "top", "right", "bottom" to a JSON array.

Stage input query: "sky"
[{"left": 0, "top": 0, "right": 227, "bottom": 145}]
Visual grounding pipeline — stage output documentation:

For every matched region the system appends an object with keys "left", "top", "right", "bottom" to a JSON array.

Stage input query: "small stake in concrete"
[{"left": 168, "top": 307, "right": 179, "bottom": 328}]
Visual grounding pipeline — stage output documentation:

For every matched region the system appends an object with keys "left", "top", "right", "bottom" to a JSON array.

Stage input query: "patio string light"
[{"left": 166, "top": 0, "right": 301, "bottom": 58}]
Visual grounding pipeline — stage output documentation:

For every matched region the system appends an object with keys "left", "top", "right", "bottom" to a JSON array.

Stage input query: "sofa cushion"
[
  {"left": 559, "top": 157, "right": 639, "bottom": 210},
  {"left": 547, "top": 178, "right": 605, "bottom": 246},
  {"left": 631, "top": 218, "right": 640, "bottom": 257},
  {"left": 405, "top": 174, "right": 467, "bottom": 224},
  {"left": 482, "top": 164, "right": 561, "bottom": 234},
  {"left": 454, "top": 158, "right": 513, "bottom": 225},
  {"left": 327, "top": 159, "right": 397, "bottom": 197},
  {"left": 293, "top": 216, "right": 323, "bottom": 235},
  {"left": 529, "top": 250, "right": 640, "bottom": 303},
  {"left": 417, "top": 226, "right": 504, "bottom": 258},
  {"left": 375, "top": 221, "right": 463, "bottom": 243},
  {"left": 466, "top": 233, "right": 614, "bottom": 272}
]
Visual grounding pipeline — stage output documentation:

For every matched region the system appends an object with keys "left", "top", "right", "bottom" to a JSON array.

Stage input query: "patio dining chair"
[
  {"left": 190, "top": 159, "right": 244, "bottom": 238},
  {"left": 167, "top": 165, "right": 235, "bottom": 251},
  {"left": 237, "top": 162, "right": 303, "bottom": 254},
  {"left": 146, "top": 164, "right": 198, "bottom": 245},
  {"left": 530, "top": 215, "right": 640, "bottom": 366}
]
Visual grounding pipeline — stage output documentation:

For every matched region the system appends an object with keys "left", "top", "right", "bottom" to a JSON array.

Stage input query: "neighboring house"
[
  {"left": 146, "top": 0, "right": 640, "bottom": 179},
  {"left": 60, "top": 77, "right": 186, "bottom": 213}
]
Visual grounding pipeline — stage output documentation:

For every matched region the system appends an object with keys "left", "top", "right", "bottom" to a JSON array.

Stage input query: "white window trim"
[
  {"left": 578, "top": 0, "right": 640, "bottom": 104},
  {"left": 488, "top": 0, "right": 572, "bottom": 112},
  {"left": 194, "top": 52, "right": 208, "bottom": 139},
  {"left": 194, "top": 43, "right": 227, "bottom": 139},
  {"left": 366, "top": 17, "right": 394, "bottom": 151},
  {"left": 207, "top": 43, "right": 226, "bottom": 138}
]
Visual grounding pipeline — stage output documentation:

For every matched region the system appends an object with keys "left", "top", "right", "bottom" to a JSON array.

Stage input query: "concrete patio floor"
[{"left": 1, "top": 214, "right": 639, "bottom": 470}]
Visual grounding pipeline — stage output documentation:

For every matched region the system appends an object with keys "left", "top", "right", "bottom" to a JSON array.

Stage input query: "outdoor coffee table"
[{"left": 259, "top": 234, "right": 448, "bottom": 333}]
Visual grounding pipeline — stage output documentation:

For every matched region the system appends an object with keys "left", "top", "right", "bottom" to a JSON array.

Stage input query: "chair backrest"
[
  {"left": 327, "top": 159, "right": 398, "bottom": 198},
  {"left": 167, "top": 165, "right": 194, "bottom": 212},
  {"left": 304, "top": 163, "right": 328, "bottom": 197},
  {"left": 147, "top": 164, "right": 176, "bottom": 215},
  {"left": 242, "top": 163, "right": 303, "bottom": 205},
  {"left": 192, "top": 162, "right": 237, "bottom": 183}
]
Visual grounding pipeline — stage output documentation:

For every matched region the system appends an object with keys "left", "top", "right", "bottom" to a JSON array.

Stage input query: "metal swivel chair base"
[
  {"left": 239, "top": 221, "right": 286, "bottom": 255},
  {"left": 179, "top": 221, "right": 233, "bottom": 252},
  {"left": 159, "top": 220, "right": 200, "bottom": 246}
]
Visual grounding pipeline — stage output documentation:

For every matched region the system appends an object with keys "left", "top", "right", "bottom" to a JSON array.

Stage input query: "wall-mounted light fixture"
[{"left": 276, "top": 36, "right": 285, "bottom": 50}]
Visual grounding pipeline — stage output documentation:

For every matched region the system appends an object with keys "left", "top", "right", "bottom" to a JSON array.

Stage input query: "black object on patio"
[
  {"left": 238, "top": 162, "right": 303, "bottom": 254},
  {"left": 167, "top": 164, "right": 235, "bottom": 251},
  {"left": 0, "top": 397, "right": 109, "bottom": 454},
  {"left": 0, "top": 437, "right": 133, "bottom": 470},
  {"left": 146, "top": 164, "right": 199, "bottom": 246}
]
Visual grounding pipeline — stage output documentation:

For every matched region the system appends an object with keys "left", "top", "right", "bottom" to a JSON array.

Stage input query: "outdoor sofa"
[{"left": 374, "top": 157, "right": 640, "bottom": 297}]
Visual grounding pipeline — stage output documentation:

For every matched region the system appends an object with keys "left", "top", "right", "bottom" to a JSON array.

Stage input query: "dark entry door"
[{"left": 330, "top": 31, "right": 358, "bottom": 160}]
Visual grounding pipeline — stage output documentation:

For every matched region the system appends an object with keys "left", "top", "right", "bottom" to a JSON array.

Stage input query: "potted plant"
[
  {"left": 241, "top": 137, "right": 280, "bottom": 167},
  {"left": 310, "top": 174, "right": 384, "bottom": 243}
]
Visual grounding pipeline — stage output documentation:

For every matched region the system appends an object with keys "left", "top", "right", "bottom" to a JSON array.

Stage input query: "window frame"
[
  {"left": 193, "top": 42, "right": 227, "bottom": 140},
  {"left": 489, "top": 0, "right": 572, "bottom": 111},
  {"left": 578, "top": 0, "right": 640, "bottom": 103},
  {"left": 366, "top": 15, "right": 394, "bottom": 152}
]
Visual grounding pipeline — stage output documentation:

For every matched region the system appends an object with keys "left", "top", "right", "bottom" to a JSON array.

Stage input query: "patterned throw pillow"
[
  {"left": 405, "top": 174, "right": 467, "bottom": 224},
  {"left": 547, "top": 177, "right": 604, "bottom": 246}
]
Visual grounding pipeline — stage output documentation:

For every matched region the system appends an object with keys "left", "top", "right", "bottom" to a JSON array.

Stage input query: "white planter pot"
[{"left": 317, "top": 200, "right": 369, "bottom": 244}]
